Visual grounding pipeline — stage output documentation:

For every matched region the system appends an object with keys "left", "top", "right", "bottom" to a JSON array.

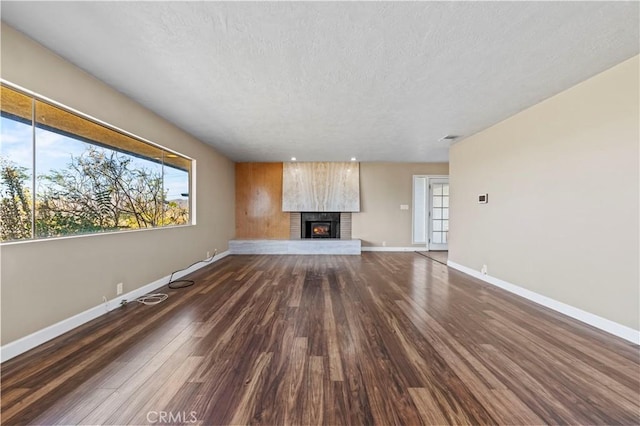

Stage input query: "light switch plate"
[{"left": 400, "top": 204, "right": 409, "bottom": 210}]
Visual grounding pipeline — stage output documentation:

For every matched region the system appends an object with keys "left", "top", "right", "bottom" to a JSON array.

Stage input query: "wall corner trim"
[
  {"left": 446, "top": 260, "right": 640, "bottom": 345},
  {"left": 0, "top": 250, "right": 231, "bottom": 363}
]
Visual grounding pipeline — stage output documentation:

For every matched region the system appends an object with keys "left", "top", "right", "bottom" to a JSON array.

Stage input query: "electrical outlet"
[
  {"left": 382, "top": 241, "right": 387, "bottom": 247},
  {"left": 481, "top": 265, "right": 488, "bottom": 275},
  {"left": 116, "top": 282, "right": 123, "bottom": 295},
  {"left": 206, "top": 251, "right": 211, "bottom": 258}
]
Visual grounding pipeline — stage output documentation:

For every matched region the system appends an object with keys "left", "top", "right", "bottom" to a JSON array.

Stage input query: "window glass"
[
  {"left": 0, "top": 86, "right": 34, "bottom": 241},
  {"left": 0, "top": 84, "right": 192, "bottom": 242},
  {"left": 162, "top": 150, "right": 190, "bottom": 226}
]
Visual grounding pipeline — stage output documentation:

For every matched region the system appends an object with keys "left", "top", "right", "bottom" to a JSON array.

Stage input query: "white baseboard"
[
  {"left": 0, "top": 250, "right": 230, "bottom": 363},
  {"left": 446, "top": 260, "right": 640, "bottom": 345},
  {"left": 362, "top": 246, "right": 425, "bottom": 252}
]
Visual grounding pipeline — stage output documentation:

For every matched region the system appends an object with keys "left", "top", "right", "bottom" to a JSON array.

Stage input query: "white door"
[
  {"left": 429, "top": 178, "right": 449, "bottom": 251},
  {"left": 412, "top": 176, "right": 428, "bottom": 245}
]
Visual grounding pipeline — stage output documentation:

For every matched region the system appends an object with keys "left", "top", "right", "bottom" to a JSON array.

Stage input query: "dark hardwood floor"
[
  {"left": 2, "top": 253, "right": 639, "bottom": 425},
  {"left": 416, "top": 250, "right": 448, "bottom": 265}
]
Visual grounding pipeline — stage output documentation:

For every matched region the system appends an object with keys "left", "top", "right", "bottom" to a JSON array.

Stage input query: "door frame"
[{"left": 412, "top": 175, "right": 449, "bottom": 250}]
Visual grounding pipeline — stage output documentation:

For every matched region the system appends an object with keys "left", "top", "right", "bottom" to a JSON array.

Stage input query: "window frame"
[{"left": 0, "top": 80, "right": 195, "bottom": 245}]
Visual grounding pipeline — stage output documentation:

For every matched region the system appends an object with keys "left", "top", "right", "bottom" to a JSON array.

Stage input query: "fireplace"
[
  {"left": 311, "top": 222, "right": 331, "bottom": 237},
  {"left": 301, "top": 212, "right": 340, "bottom": 239}
]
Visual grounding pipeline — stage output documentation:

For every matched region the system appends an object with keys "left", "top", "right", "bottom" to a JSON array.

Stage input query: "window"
[
  {"left": 0, "top": 84, "right": 192, "bottom": 242},
  {"left": 430, "top": 181, "right": 449, "bottom": 247}
]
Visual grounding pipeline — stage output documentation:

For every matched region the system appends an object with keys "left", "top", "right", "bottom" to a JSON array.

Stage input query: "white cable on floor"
[
  {"left": 135, "top": 293, "right": 168, "bottom": 305},
  {"left": 123, "top": 250, "right": 218, "bottom": 306}
]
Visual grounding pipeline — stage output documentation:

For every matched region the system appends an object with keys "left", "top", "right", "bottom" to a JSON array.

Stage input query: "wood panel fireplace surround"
[{"left": 230, "top": 161, "right": 361, "bottom": 254}]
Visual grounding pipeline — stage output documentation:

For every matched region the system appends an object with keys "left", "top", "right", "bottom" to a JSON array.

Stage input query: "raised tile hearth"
[{"left": 229, "top": 239, "right": 361, "bottom": 255}]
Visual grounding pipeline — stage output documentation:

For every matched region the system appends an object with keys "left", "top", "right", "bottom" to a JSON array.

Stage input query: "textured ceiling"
[{"left": 1, "top": 2, "right": 638, "bottom": 162}]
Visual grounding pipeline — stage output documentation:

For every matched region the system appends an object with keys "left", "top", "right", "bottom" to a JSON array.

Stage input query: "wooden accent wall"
[{"left": 235, "top": 163, "right": 290, "bottom": 239}]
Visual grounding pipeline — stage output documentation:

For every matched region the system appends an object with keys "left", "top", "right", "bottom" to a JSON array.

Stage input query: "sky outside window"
[{"left": 2, "top": 115, "right": 189, "bottom": 201}]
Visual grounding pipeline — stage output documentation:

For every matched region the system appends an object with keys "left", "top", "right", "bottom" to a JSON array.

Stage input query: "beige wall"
[
  {"left": 449, "top": 56, "right": 639, "bottom": 330},
  {"left": 0, "top": 24, "right": 236, "bottom": 344},
  {"left": 353, "top": 162, "right": 449, "bottom": 247}
]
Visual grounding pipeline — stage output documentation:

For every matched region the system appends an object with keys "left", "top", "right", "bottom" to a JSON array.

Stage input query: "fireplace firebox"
[
  {"left": 301, "top": 212, "right": 340, "bottom": 239},
  {"left": 311, "top": 222, "right": 331, "bottom": 237}
]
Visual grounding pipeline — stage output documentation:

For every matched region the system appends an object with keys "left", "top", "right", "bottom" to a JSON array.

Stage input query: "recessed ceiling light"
[
  {"left": 438, "top": 135, "right": 459, "bottom": 142},
  {"left": 351, "top": 157, "right": 357, "bottom": 161},
  {"left": 291, "top": 157, "right": 297, "bottom": 161}
]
